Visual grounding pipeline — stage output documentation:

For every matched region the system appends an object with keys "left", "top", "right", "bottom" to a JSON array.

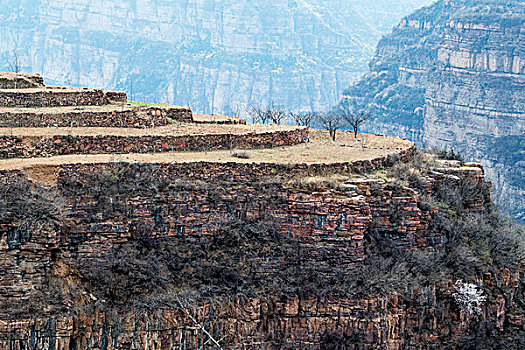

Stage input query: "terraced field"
[{"left": 0, "top": 72, "right": 413, "bottom": 176}]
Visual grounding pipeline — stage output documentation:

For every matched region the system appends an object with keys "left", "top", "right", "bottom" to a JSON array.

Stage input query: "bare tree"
[
  {"left": 248, "top": 103, "right": 286, "bottom": 125},
  {"left": 267, "top": 107, "right": 286, "bottom": 125},
  {"left": 176, "top": 296, "right": 224, "bottom": 349},
  {"left": 248, "top": 105, "right": 269, "bottom": 124},
  {"left": 130, "top": 76, "right": 134, "bottom": 101},
  {"left": 290, "top": 111, "right": 317, "bottom": 144},
  {"left": 231, "top": 103, "right": 243, "bottom": 118},
  {"left": 290, "top": 111, "right": 316, "bottom": 128},
  {"left": 342, "top": 109, "right": 370, "bottom": 138},
  {"left": 7, "top": 51, "right": 21, "bottom": 74},
  {"left": 317, "top": 111, "right": 343, "bottom": 141}
]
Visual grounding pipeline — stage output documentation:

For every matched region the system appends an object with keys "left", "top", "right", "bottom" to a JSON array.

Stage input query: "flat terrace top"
[
  {"left": 0, "top": 130, "right": 413, "bottom": 172},
  {"left": 0, "top": 124, "right": 295, "bottom": 137},
  {"left": 0, "top": 72, "right": 42, "bottom": 79},
  {"left": 192, "top": 113, "right": 243, "bottom": 124},
  {"left": 0, "top": 104, "right": 190, "bottom": 114},
  {"left": 0, "top": 86, "right": 102, "bottom": 93}
]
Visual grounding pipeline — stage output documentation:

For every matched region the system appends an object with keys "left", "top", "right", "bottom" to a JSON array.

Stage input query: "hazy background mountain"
[
  {"left": 0, "top": 0, "right": 434, "bottom": 114},
  {"left": 342, "top": 0, "right": 524, "bottom": 222}
]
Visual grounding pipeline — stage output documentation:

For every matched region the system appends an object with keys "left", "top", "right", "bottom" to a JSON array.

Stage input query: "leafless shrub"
[
  {"left": 231, "top": 151, "right": 250, "bottom": 159},
  {"left": 434, "top": 148, "right": 464, "bottom": 162}
]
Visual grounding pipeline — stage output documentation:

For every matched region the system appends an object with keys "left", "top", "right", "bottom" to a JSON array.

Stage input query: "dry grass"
[
  {"left": 0, "top": 124, "right": 298, "bottom": 137},
  {"left": 128, "top": 101, "right": 187, "bottom": 109},
  {"left": 286, "top": 174, "right": 351, "bottom": 192},
  {"left": 0, "top": 86, "right": 101, "bottom": 93},
  {"left": 192, "top": 113, "right": 244, "bottom": 124}
]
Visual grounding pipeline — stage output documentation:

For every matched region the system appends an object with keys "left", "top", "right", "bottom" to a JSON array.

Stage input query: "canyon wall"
[
  {"left": 1, "top": 290, "right": 517, "bottom": 350},
  {"left": 0, "top": 0, "right": 433, "bottom": 114},
  {"left": 342, "top": 0, "right": 525, "bottom": 222},
  {"left": 2, "top": 156, "right": 522, "bottom": 349}
]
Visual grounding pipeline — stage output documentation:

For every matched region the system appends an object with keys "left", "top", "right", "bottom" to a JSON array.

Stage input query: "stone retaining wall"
[
  {"left": 0, "top": 89, "right": 115, "bottom": 107},
  {"left": 0, "top": 73, "right": 44, "bottom": 89},
  {"left": 193, "top": 118, "right": 246, "bottom": 125},
  {"left": 0, "top": 137, "right": 24, "bottom": 158},
  {"left": 55, "top": 145, "right": 414, "bottom": 181},
  {"left": 0, "top": 128, "right": 307, "bottom": 158},
  {"left": 103, "top": 90, "right": 127, "bottom": 103},
  {"left": 0, "top": 105, "right": 192, "bottom": 128}
]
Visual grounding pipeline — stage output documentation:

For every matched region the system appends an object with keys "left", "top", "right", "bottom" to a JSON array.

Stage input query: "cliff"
[
  {"left": 341, "top": 0, "right": 525, "bottom": 222},
  {"left": 1, "top": 73, "right": 524, "bottom": 348},
  {"left": 1, "top": 150, "right": 524, "bottom": 349},
  {"left": 0, "top": 0, "right": 433, "bottom": 114}
]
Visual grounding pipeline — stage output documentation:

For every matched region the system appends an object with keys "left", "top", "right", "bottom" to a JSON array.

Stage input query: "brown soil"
[
  {"left": 0, "top": 124, "right": 298, "bottom": 137},
  {"left": 24, "top": 165, "right": 61, "bottom": 187},
  {"left": 192, "top": 113, "right": 244, "bottom": 124}
]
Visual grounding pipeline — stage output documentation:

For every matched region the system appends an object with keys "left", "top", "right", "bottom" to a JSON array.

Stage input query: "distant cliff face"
[
  {"left": 0, "top": 0, "right": 432, "bottom": 114},
  {"left": 342, "top": 0, "right": 525, "bottom": 222}
]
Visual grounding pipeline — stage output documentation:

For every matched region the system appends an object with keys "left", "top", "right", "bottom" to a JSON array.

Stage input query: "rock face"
[
  {"left": 0, "top": 0, "right": 433, "bottom": 114},
  {"left": 341, "top": 0, "right": 525, "bottom": 222},
  {"left": 2, "top": 159, "right": 516, "bottom": 349}
]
